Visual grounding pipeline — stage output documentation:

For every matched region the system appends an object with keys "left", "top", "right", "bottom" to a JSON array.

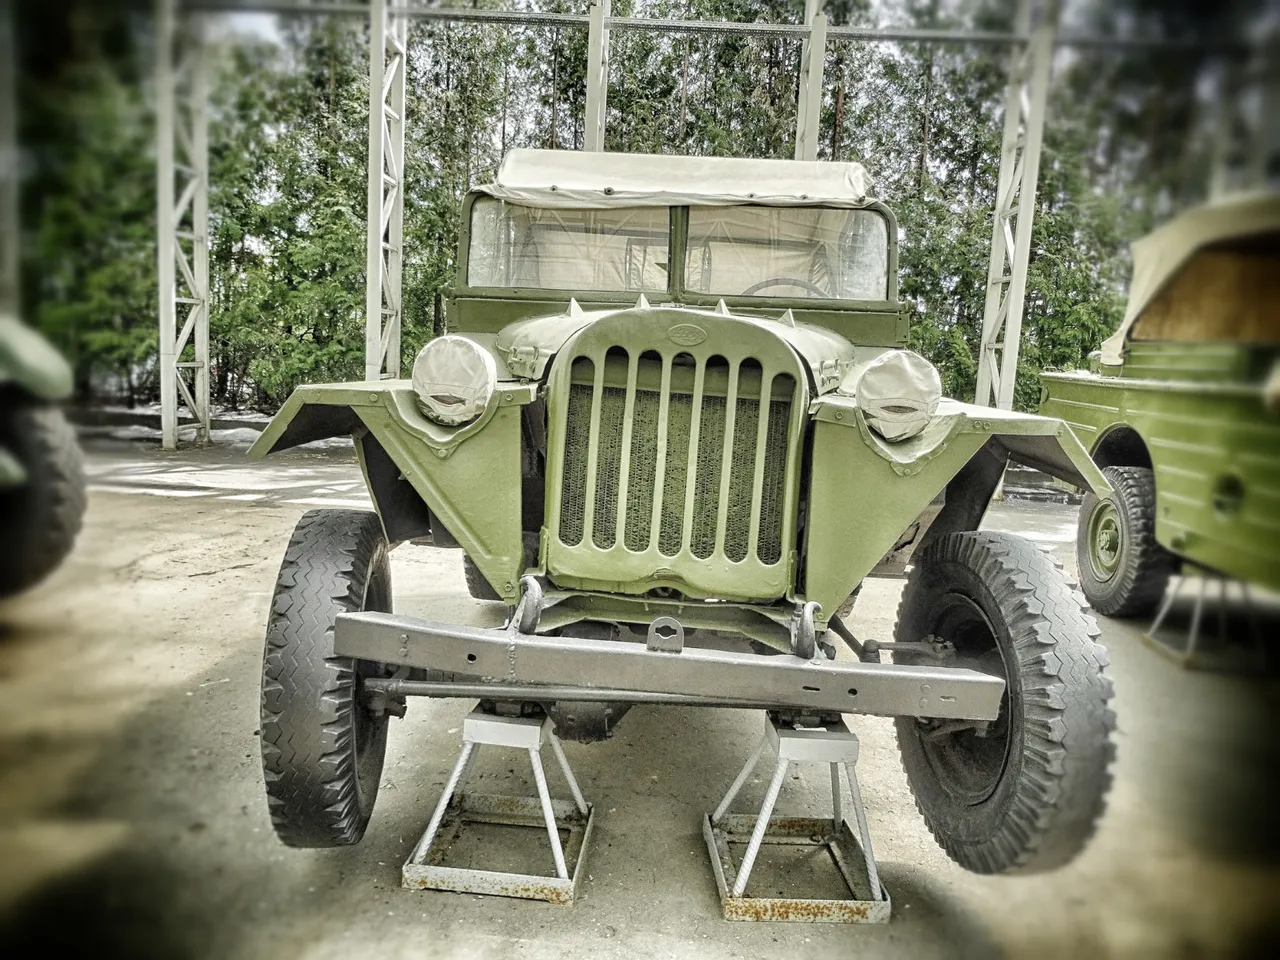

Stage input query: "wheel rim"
[
  {"left": 352, "top": 553, "right": 392, "bottom": 807},
  {"left": 1087, "top": 498, "right": 1123, "bottom": 582},
  {"left": 916, "top": 593, "right": 1012, "bottom": 806}
]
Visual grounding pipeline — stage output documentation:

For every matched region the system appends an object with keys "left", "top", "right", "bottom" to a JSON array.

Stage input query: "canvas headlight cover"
[
  {"left": 411, "top": 335, "right": 497, "bottom": 427},
  {"left": 845, "top": 349, "right": 942, "bottom": 442}
]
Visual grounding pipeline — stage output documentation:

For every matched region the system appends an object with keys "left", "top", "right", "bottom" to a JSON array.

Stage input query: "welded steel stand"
[
  {"left": 403, "top": 709, "right": 594, "bottom": 904},
  {"left": 1144, "top": 570, "right": 1269, "bottom": 673},
  {"left": 704, "top": 714, "right": 889, "bottom": 922}
]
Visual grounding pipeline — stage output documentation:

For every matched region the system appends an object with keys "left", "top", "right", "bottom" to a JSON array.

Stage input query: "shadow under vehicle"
[
  {"left": 250, "top": 149, "right": 1116, "bottom": 877},
  {"left": 0, "top": 312, "right": 85, "bottom": 597},
  {"left": 1040, "top": 193, "right": 1280, "bottom": 618}
]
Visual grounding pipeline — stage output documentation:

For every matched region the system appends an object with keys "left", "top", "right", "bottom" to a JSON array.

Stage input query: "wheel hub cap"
[{"left": 1088, "top": 501, "right": 1122, "bottom": 581}]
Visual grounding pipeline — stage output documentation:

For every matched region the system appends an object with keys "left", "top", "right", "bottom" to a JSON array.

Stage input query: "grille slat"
[
  {"left": 712, "top": 361, "right": 741, "bottom": 556},
  {"left": 612, "top": 353, "right": 641, "bottom": 549},
  {"left": 644, "top": 356, "right": 674, "bottom": 553},
  {"left": 579, "top": 357, "right": 607, "bottom": 543},
  {"left": 559, "top": 349, "right": 794, "bottom": 570},
  {"left": 745, "top": 371, "right": 775, "bottom": 558},
  {"left": 680, "top": 361, "right": 708, "bottom": 553}
]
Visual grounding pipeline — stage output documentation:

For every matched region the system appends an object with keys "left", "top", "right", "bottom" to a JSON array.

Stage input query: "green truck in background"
[
  {"left": 251, "top": 149, "right": 1117, "bottom": 878},
  {"left": 0, "top": 311, "right": 86, "bottom": 597},
  {"left": 1040, "top": 193, "right": 1280, "bottom": 617}
]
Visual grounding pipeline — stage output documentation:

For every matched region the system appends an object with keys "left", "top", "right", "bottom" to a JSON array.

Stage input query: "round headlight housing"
[
  {"left": 839, "top": 348, "right": 941, "bottom": 442},
  {"left": 411, "top": 335, "right": 497, "bottom": 427}
]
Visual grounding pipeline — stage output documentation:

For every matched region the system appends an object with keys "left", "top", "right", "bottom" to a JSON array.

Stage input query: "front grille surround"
[{"left": 543, "top": 311, "right": 809, "bottom": 602}]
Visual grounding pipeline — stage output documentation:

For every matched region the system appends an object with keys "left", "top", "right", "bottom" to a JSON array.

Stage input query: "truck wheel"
[
  {"left": 0, "top": 406, "right": 86, "bottom": 598},
  {"left": 895, "top": 532, "right": 1115, "bottom": 875},
  {"left": 463, "top": 554, "right": 501, "bottom": 601},
  {"left": 1077, "top": 465, "right": 1175, "bottom": 617},
  {"left": 260, "top": 509, "right": 393, "bottom": 847},
  {"left": 463, "top": 532, "right": 539, "bottom": 603}
]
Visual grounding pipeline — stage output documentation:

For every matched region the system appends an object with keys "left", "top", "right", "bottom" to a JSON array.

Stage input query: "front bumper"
[{"left": 333, "top": 610, "right": 1005, "bottom": 722}]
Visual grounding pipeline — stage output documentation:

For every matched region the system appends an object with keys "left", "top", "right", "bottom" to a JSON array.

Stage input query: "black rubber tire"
[
  {"left": 1077, "top": 465, "right": 1176, "bottom": 618},
  {"left": 260, "top": 509, "right": 393, "bottom": 847},
  {"left": 463, "top": 532, "right": 540, "bottom": 602},
  {"left": 0, "top": 405, "right": 86, "bottom": 598},
  {"left": 463, "top": 554, "right": 501, "bottom": 601},
  {"left": 895, "top": 532, "right": 1115, "bottom": 875}
]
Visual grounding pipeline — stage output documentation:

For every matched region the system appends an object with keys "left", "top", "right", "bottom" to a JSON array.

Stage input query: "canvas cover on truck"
[
  {"left": 1099, "top": 192, "right": 1280, "bottom": 365},
  {"left": 481, "top": 148, "right": 872, "bottom": 210}
]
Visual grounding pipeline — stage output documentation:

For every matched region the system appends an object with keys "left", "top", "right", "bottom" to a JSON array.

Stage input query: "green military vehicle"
[
  {"left": 0, "top": 312, "right": 86, "bottom": 597},
  {"left": 251, "top": 150, "right": 1116, "bottom": 876},
  {"left": 1041, "top": 193, "right": 1280, "bottom": 617}
]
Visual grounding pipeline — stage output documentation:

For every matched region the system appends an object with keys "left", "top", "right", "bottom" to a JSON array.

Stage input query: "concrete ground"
[{"left": 0, "top": 438, "right": 1277, "bottom": 959}]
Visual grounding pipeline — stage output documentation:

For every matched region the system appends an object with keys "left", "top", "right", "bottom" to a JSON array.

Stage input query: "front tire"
[
  {"left": 1077, "top": 465, "right": 1175, "bottom": 617},
  {"left": 260, "top": 509, "right": 393, "bottom": 847},
  {"left": 895, "top": 532, "right": 1115, "bottom": 874},
  {"left": 0, "top": 405, "right": 86, "bottom": 598}
]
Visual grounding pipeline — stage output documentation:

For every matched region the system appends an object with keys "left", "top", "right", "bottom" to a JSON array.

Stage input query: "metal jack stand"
[
  {"left": 703, "top": 714, "right": 890, "bottom": 922},
  {"left": 1144, "top": 569, "right": 1269, "bottom": 672},
  {"left": 403, "top": 709, "right": 594, "bottom": 904}
]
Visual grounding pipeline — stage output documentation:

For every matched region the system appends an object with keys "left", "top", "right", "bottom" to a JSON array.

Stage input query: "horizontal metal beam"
[
  {"left": 178, "top": 2, "right": 1239, "bottom": 51},
  {"left": 333, "top": 610, "right": 1005, "bottom": 721},
  {"left": 364, "top": 679, "right": 813, "bottom": 710}
]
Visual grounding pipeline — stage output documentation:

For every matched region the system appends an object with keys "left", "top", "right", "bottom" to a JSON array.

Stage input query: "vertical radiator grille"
[{"left": 558, "top": 352, "right": 796, "bottom": 567}]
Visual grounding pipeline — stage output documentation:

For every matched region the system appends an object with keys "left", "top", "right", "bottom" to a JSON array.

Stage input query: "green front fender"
[
  {"left": 803, "top": 396, "right": 1109, "bottom": 621},
  {"left": 250, "top": 380, "right": 534, "bottom": 602}
]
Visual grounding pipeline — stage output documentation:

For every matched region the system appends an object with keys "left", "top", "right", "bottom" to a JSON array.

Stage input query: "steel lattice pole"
[
  {"left": 975, "top": 0, "right": 1056, "bottom": 411},
  {"left": 157, "top": 0, "right": 178, "bottom": 447},
  {"left": 795, "top": 0, "right": 827, "bottom": 162},
  {"left": 157, "top": 0, "right": 210, "bottom": 448},
  {"left": 366, "top": 0, "right": 406, "bottom": 380},
  {"left": 584, "top": 1, "right": 610, "bottom": 151}
]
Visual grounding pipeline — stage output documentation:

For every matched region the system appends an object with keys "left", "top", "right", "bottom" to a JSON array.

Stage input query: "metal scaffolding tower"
[
  {"left": 974, "top": 0, "right": 1056, "bottom": 411},
  {"left": 156, "top": 0, "right": 211, "bottom": 448},
  {"left": 584, "top": 1, "right": 611, "bottom": 152},
  {"left": 794, "top": 0, "right": 828, "bottom": 162},
  {"left": 365, "top": 0, "right": 408, "bottom": 381},
  {"left": 168, "top": 0, "right": 1228, "bottom": 435}
]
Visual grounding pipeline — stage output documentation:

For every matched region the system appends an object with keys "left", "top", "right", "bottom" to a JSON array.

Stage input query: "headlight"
[
  {"left": 839, "top": 349, "right": 941, "bottom": 442},
  {"left": 411, "top": 335, "right": 497, "bottom": 427}
]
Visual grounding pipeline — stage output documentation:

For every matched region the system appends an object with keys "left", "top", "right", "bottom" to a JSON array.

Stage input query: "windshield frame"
[{"left": 456, "top": 191, "right": 900, "bottom": 308}]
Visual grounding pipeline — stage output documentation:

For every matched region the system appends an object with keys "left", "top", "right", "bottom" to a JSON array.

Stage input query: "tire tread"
[
  {"left": 260, "top": 509, "right": 390, "bottom": 848},
  {"left": 896, "top": 531, "right": 1116, "bottom": 874}
]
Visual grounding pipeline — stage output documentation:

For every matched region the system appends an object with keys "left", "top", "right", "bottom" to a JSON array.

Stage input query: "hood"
[{"left": 494, "top": 297, "right": 864, "bottom": 394}]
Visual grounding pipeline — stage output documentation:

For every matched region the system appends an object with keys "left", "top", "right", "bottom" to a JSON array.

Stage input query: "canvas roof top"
[
  {"left": 1100, "top": 191, "right": 1280, "bottom": 365},
  {"left": 480, "top": 148, "right": 873, "bottom": 210}
]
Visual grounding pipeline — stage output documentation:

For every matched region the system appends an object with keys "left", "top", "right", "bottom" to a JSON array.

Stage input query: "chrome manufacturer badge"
[{"left": 667, "top": 323, "right": 708, "bottom": 346}]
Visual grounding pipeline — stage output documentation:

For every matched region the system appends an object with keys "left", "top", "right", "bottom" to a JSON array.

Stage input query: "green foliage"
[{"left": 15, "top": 0, "right": 1217, "bottom": 412}]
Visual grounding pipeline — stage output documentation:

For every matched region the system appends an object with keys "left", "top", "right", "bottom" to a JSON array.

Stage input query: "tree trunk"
[
  {"left": 831, "top": 53, "right": 845, "bottom": 161},
  {"left": 501, "top": 60, "right": 509, "bottom": 155},
  {"left": 916, "top": 49, "right": 934, "bottom": 196},
  {"left": 550, "top": 36, "right": 559, "bottom": 149},
  {"left": 679, "top": 40, "right": 690, "bottom": 141}
]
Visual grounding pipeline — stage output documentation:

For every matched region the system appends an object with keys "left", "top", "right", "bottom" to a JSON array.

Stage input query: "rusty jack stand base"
[
  {"left": 402, "top": 710, "right": 594, "bottom": 904},
  {"left": 704, "top": 714, "right": 890, "bottom": 922}
]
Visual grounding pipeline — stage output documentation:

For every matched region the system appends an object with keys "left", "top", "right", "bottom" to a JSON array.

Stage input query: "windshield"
[
  {"left": 468, "top": 197, "right": 669, "bottom": 292},
  {"left": 685, "top": 206, "right": 889, "bottom": 300}
]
